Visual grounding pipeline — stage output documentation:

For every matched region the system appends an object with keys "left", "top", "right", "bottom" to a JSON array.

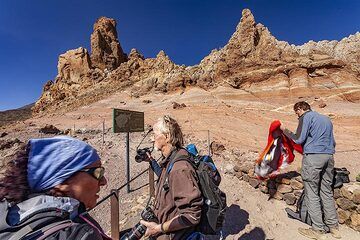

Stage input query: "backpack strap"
[
  {"left": 163, "top": 149, "right": 194, "bottom": 192},
  {"left": 0, "top": 200, "right": 11, "bottom": 232},
  {"left": 8, "top": 219, "right": 73, "bottom": 240},
  {"left": 31, "top": 220, "right": 74, "bottom": 240}
]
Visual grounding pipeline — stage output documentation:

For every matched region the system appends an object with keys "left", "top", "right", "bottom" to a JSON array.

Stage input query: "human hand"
[
  {"left": 144, "top": 152, "right": 154, "bottom": 162},
  {"left": 140, "top": 220, "right": 161, "bottom": 237}
]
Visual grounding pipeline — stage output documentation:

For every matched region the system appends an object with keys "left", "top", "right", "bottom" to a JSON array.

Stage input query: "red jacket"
[{"left": 255, "top": 120, "right": 303, "bottom": 178}]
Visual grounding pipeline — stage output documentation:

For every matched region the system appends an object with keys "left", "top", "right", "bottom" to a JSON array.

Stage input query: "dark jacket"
[
  {"left": 153, "top": 148, "right": 203, "bottom": 240},
  {"left": 0, "top": 195, "right": 107, "bottom": 240}
]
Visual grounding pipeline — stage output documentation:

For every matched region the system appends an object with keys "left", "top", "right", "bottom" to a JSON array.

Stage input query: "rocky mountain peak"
[
  {"left": 90, "top": 16, "right": 127, "bottom": 70},
  {"left": 33, "top": 10, "right": 360, "bottom": 114}
]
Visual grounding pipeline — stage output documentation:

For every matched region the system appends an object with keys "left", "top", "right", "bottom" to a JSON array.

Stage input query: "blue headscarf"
[{"left": 27, "top": 136, "right": 100, "bottom": 192}]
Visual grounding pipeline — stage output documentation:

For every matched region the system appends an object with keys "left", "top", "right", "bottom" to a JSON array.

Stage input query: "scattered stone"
[
  {"left": 210, "top": 141, "right": 226, "bottom": 155},
  {"left": 334, "top": 188, "right": 342, "bottom": 199},
  {"left": 350, "top": 213, "right": 360, "bottom": 230},
  {"left": 248, "top": 168, "right": 255, "bottom": 177},
  {"left": 293, "top": 190, "right": 303, "bottom": 198},
  {"left": 0, "top": 138, "right": 22, "bottom": 150},
  {"left": 318, "top": 102, "right": 327, "bottom": 108},
  {"left": 260, "top": 185, "right": 269, "bottom": 194},
  {"left": 233, "top": 164, "right": 241, "bottom": 172},
  {"left": 172, "top": 102, "right": 187, "bottom": 109},
  {"left": 283, "top": 193, "right": 297, "bottom": 205},
  {"left": 357, "top": 205, "right": 360, "bottom": 214},
  {"left": 341, "top": 186, "right": 354, "bottom": 201},
  {"left": 142, "top": 99, "right": 152, "bottom": 104},
  {"left": 353, "top": 189, "right": 360, "bottom": 204},
  {"left": 290, "top": 179, "right": 304, "bottom": 190},
  {"left": 224, "top": 163, "right": 235, "bottom": 175},
  {"left": 243, "top": 174, "right": 250, "bottom": 182},
  {"left": 337, "top": 208, "right": 351, "bottom": 224},
  {"left": 234, "top": 171, "right": 243, "bottom": 179},
  {"left": 39, "top": 124, "right": 61, "bottom": 134},
  {"left": 275, "top": 176, "right": 291, "bottom": 185},
  {"left": 336, "top": 197, "right": 356, "bottom": 211},
  {"left": 0, "top": 132, "right": 8, "bottom": 138},
  {"left": 249, "top": 178, "right": 260, "bottom": 188},
  {"left": 294, "top": 175, "right": 303, "bottom": 183},
  {"left": 236, "top": 163, "right": 253, "bottom": 174},
  {"left": 277, "top": 184, "right": 293, "bottom": 194},
  {"left": 273, "top": 191, "right": 283, "bottom": 200}
]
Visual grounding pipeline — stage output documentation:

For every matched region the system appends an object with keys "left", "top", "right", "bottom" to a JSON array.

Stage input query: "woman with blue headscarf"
[{"left": 0, "top": 136, "right": 110, "bottom": 240}]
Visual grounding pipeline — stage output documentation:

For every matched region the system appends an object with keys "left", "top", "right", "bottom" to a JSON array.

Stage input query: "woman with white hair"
[{"left": 141, "top": 115, "right": 203, "bottom": 240}]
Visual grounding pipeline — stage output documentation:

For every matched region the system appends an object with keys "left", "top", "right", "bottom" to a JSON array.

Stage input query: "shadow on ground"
[
  {"left": 238, "top": 227, "right": 266, "bottom": 240},
  {"left": 221, "top": 204, "right": 250, "bottom": 238}
]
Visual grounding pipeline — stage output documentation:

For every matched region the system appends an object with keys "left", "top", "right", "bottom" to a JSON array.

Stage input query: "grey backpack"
[{"left": 0, "top": 199, "right": 74, "bottom": 240}]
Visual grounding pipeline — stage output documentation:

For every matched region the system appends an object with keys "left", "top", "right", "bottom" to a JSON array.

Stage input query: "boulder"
[
  {"left": 337, "top": 208, "right": 351, "bottom": 224},
  {"left": 234, "top": 171, "right": 243, "bottom": 179},
  {"left": 243, "top": 174, "right": 250, "bottom": 182},
  {"left": 0, "top": 132, "right": 8, "bottom": 138},
  {"left": 353, "top": 189, "right": 360, "bottom": 204},
  {"left": 277, "top": 184, "right": 293, "bottom": 194},
  {"left": 294, "top": 175, "right": 303, "bottom": 183},
  {"left": 273, "top": 191, "right": 283, "bottom": 200},
  {"left": 290, "top": 179, "right": 304, "bottom": 190},
  {"left": 0, "top": 138, "right": 22, "bottom": 151},
  {"left": 333, "top": 188, "right": 342, "bottom": 199},
  {"left": 336, "top": 197, "right": 357, "bottom": 211},
  {"left": 224, "top": 163, "right": 235, "bottom": 175},
  {"left": 39, "top": 125, "right": 61, "bottom": 134},
  {"left": 235, "top": 163, "right": 253, "bottom": 174},
  {"left": 210, "top": 141, "right": 226, "bottom": 155},
  {"left": 60, "top": 47, "right": 91, "bottom": 78},
  {"left": 283, "top": 193, "right": 297, "bottom": 205},
  {"left": 350, "top": 213, "right": 360, "bottom": 231},
  {"left": 293, "top": 190, "right": 303, "bottom": 198},
  {"left": 341, "top": 186, "right": 354, "bottom": 201},
  {"left": 275, "top": 176, "right": 291, "bottom": 185},
  {"left": 172, "top": 102, "right": 187, "bottom": 109}
]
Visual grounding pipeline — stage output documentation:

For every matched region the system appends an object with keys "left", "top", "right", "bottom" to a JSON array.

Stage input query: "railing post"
[
  {"left": 110, "top": 189, "right": 120, "bottom": 240},
  {"left": 208, "top": 130, "right": 211, "bottom": 155},
  {"left": 149, "top": 166, "right": 155, "bottom": 197}
]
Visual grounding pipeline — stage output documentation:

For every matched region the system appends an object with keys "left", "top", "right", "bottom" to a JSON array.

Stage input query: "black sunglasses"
[{"left": 79, "top": 167, "right": 105, "bottom": 180}]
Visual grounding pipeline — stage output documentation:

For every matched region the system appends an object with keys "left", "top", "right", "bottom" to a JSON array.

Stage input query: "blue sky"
[{"left": 0, "top": 0, "right": 359, "bottom": 111}]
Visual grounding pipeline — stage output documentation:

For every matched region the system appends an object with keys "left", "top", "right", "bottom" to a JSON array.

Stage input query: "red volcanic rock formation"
[
  {"left": 90, "top": 17, "right": 127, "bottom": 70},
  {"left": 33, "top": 9, "right": 360, "bottom": 113}
]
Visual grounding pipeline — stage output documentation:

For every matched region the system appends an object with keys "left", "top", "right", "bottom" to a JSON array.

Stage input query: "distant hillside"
[{"left": 0, "top": 103, "right": 34, "bottom": 128}]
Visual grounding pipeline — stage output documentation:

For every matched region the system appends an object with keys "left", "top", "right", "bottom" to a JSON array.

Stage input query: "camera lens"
[{"left": 120, "top": 223, "right": 146, "bottom": 240}]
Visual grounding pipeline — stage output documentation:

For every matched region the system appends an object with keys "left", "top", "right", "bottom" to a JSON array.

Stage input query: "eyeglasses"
[{"left": 79, "top": 167, "right": 105, "bottom": 181}]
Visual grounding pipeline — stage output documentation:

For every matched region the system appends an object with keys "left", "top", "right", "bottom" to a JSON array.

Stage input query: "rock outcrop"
[
  {"left": 33, "top": 9, "right": 360, "bottom": 114},
  {"left": 90, "top": 17, "right": 127, "bottom": 70}
]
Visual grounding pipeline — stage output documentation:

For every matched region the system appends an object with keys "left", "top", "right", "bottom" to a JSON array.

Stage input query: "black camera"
[
  {"left": 120, "top": 207, "right": 158, "bottom": 240},
  {"left": 135, "top": 147, "right": 152, "bottom": 163}
]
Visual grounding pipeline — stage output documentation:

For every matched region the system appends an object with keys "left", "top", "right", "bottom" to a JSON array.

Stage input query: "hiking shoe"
[
  {"left": 298, "top": 227, "right": 327, "bottom": 240},
  {"left": 330, "top": 227, "right": 341, "bottom": 239}
]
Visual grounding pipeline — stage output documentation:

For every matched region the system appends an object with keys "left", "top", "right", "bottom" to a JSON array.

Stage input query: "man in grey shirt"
[{"left": 281, "top": 101, "right": 340, "bottom": 240}]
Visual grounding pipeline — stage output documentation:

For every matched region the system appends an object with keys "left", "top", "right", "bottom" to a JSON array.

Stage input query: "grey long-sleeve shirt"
[{"left": 283, "top": 111, "right": 336, "bottom": 154}]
